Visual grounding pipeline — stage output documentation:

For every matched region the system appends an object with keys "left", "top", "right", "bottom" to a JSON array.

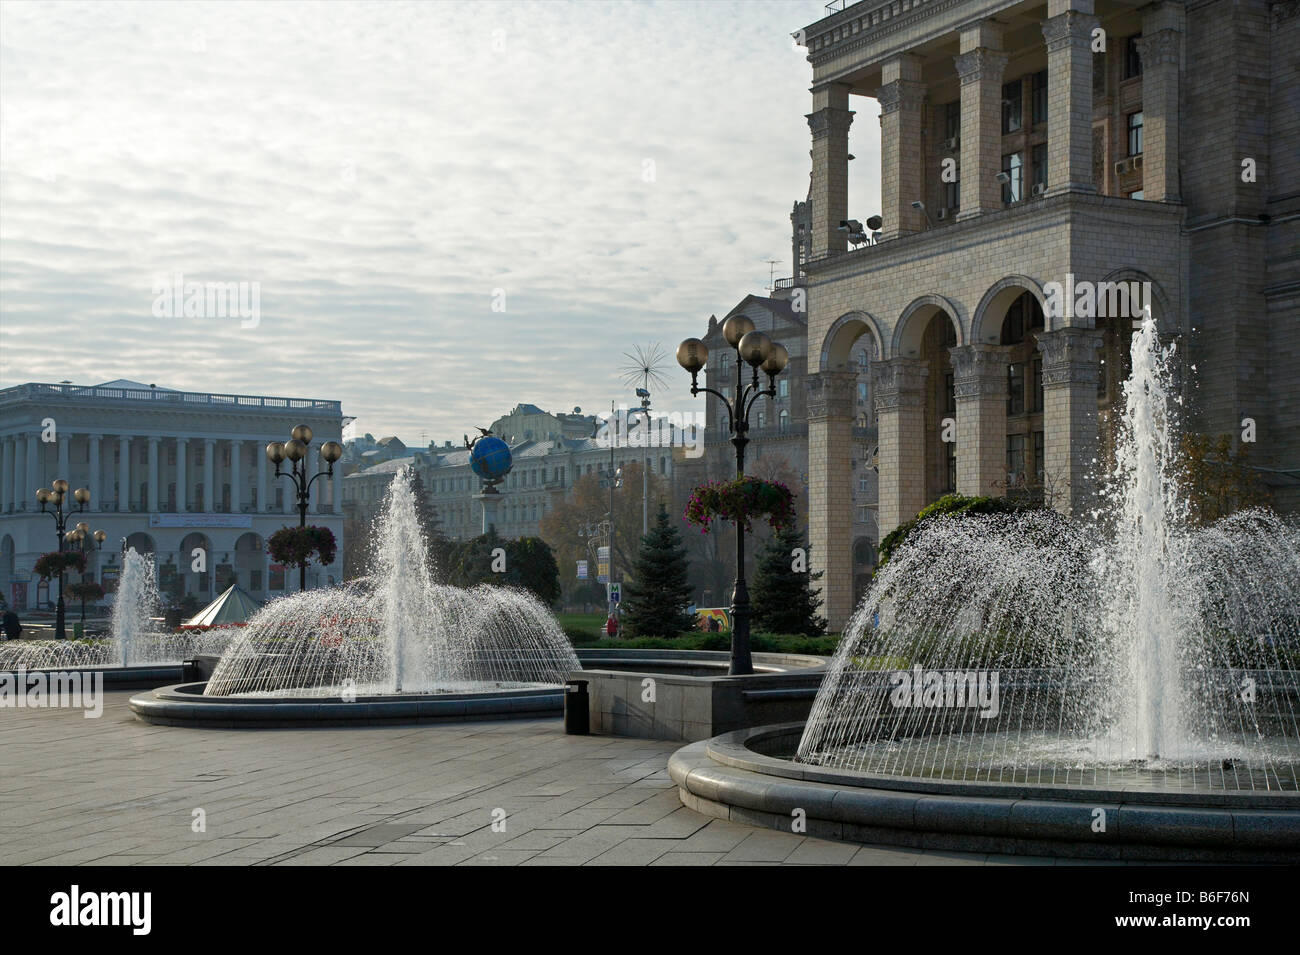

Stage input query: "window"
[
  {"left": 1007, "top": 433, "right": 1026, "bottom": 480},
  {"left": 1127, "top": 189, "right": 1145, "bottom": 200},
  {"left": 944, "top": 100, "right": 961, "bottom": 141},
  {"left": 1031, "top": 70, "right": 1048, "bottom": 125},
  {"left": 858, "top": 476, "right": 871, "bottom": 493},
  {"left": 1033, "top": 431, "right": 1045, "bottom": 484},
  {"left": 778, "top": 378, "right": 789, "bottom": 398},
  {"left": 1124, "top": 35, "right": 1143, "bottom": 79},
  {"left": 1008, "top": 363, "right": 1026, "bottom": 415},
  {"left": 757, "top": 410, "right": 766, "bottom": 430},
  {"left": 1127, "top": 111, "right": 1143, "bottom": 156},
  {"left": 1031, "top": 356, "right": 1044, "bottom": 413},
  {"left": 1002, "top": 152, "right": 1023, "bottom": 204},
  {"left": 857, "top": 382, "right": 869, "bottom": 405},
  {"left": 250, "top": 570, "right": 262, "bottom": 591},
  {"left": 945, "top": 440, "right": 957, "bottom": 492},
  {"left": 944, "top": 171, "right": 960, "bottom": 213},
  {"left": 944, "top": 373, "right": 956, "bottom": 414},
  {"left": 1002, "top": 80, "right": 1022, "bottom": 133},
  {"left": 1032, "top": 143, "right": 1048, "bottom": 191},
  {"left": 779, "top": 410, "right": 790, "bottom": 433}
]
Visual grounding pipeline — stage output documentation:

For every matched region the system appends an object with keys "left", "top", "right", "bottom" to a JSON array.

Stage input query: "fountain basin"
[
  {"left": 1, "top": 662, "right": 199, "bottom": 691},
  {"left": 129, "top": 680, "right": 564, "bottom": 727},
  {"left": 670, "top": 723, "right": 1300, "bottom": 861}
]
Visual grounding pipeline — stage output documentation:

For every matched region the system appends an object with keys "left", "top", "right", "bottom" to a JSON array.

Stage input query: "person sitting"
[{"left": 2, "top": 609, "right": 22, "bottom": 641}]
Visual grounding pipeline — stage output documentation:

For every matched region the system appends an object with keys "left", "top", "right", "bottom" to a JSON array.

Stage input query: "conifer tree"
[
  {"left": 622, "top": 507, "right": 695, "bottom": 638},
  {"left": 751, "top": 526, "right": 827, "bottom": 637}
]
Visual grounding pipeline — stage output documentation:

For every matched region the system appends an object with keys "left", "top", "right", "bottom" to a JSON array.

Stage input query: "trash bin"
[{"left": 564, "top": 679, "right": 589, "bottom": 735}]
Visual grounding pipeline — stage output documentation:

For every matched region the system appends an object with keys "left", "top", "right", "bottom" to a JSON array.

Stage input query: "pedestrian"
[{"left": 2, "top": 608, "right": 21, "bottom": 641}]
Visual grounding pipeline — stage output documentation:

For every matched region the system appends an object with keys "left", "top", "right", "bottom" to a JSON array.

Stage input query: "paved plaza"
[{"left": 0, "top": 690, "right": 1097, "bottom": 867}]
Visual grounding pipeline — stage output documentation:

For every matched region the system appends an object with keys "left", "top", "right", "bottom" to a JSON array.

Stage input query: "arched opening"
[
  {"left": 178, "top": 532, "right": 213, "bottom": 603},
  {"left": 921, "top": 314, "right": 959, "bottom": 501},
  {"left": 0, "top": 534, "right": 15, "bottom": 610},
  {"left": 999, "top": 290, "right": 1047, "bottom": 500}
]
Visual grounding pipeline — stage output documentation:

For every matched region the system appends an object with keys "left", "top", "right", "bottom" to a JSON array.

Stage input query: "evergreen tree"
[
  {"left": 622, "top": 507, "right": 695, "bottom": 638},
  {"left": 408, "top": 470, "right": 450, "bottom": 574},
  {"left": 751, "top": 526, "right": 827, "bottom": 637},
  {"left": 442, "top": 530, "right": 560, "bottom": 607}
]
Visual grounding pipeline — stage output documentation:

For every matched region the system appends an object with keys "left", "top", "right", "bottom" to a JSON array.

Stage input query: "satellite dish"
[{"left": 866, "top": 215, "right": 883, "bottom": 231}]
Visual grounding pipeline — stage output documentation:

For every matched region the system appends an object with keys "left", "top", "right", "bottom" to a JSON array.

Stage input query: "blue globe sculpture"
[{"left": 470, "top": 436, "right": 512, "bottom": 485}]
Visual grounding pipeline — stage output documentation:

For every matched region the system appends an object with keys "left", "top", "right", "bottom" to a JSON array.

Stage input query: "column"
[
  {"left": 878, "top": 53, "right": 927, "bottom": 237},
  {"left": 308, "top": 454, "right": 319, "bottom": 514},
  {"left": 57, "top": 432, "right": 70, "bottom": 481},
  {"left": 0, "top": 438, "right": 10, "bottom": 513},
  {"left": 147, "top": 437, "right": 159, "bottom": 512},
  {"left": 256, "top": 441, "right": 268, "bottom": 513},
  {"left": 20, "top": 434, "right": 34, "bottom": 511},
  {"left": 951, "top": 344, "right": 1011, "bottom": 497},
  {"left": 332, "top": 460, "right": 342, "bottom": 515},
  {"left": 1136, "top": 4, "right": 1183, "bottom": 202},
  {"left": 88, "top": 435, "right": 102, "bottom": 511},
  {"left": 176, "top": 438, "right": 188, "bottom": 512},
  {"left": 118, "top": 436, "right": 131, "bottom": 512},
  {"left": 203, "top": 439, "right": 215, "bottom": 512},
  {"left": 873, "top": 359, "right": 930, "bottom": 535},
  {"left": 1042, "top": 0, "right": 1099, "bottom": 194},
  {"left": 806, "top": 82, "right": 854, "bottom": 257},
  {"left": 1037, "top": 327, "right": 1103, "bottom": 515},
  {"left": 806, "top": 372, "right": 857, "bottom": 632},
  {"left": 229, "top": 440, "right": 242, "bottom": 513},
  {"left": 954, "top": 23, "right": 1008, "bottom": 218}
]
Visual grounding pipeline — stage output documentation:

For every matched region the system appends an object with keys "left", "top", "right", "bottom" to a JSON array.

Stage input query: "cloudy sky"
[{"left": 0, "top": 0, "right": 882, "bottom": 444}]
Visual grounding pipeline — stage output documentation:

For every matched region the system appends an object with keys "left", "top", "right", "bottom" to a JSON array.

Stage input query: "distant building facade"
[{"left": 0, "top": 379, "right": 346, "bottom": 610}]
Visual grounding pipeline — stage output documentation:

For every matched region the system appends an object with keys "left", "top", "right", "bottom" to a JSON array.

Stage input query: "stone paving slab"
[{"left": 0, "top": 691, "right": 1033, "bottom": 866}]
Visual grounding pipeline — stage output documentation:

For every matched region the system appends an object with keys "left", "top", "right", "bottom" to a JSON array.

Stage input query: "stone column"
[
  {"left": 0, "top": 438, "right": 11, "bottom": 513},
  {"left": 954, "top": 23, "right": 1008, "bottom": 218},
  {"left": 309, "top": 454, "right": 320, "bottom": 515},
  {"left": 1136, "top": 5, "right": 1183, "bottom": 202},
  {"left": 176, "top": 438, "right": 188, "bottom": 512},
  {"left": 229, "top": 440, "right": 242, "bottom": 513},
  {"left": 57, "top": 432, "right": 70, "bottom": 482},
  {"left": 256, "top": 442, "right": 268, "bottom": 513},
  {"left": 807, "top": 82, "right": 854, "bottom": 257},
  {"left": 873, "top": 358, "right": 930, "bottom": 534},
  {"left": 806, "top": 371, "right": 858, "bottom": 632},
  {"left": 332, "top": 461, "right": 342, "bottom": 515},
  {"left": 21, "top": 434, "right": 35, "bottom": 511},
  {"left": 88, "top": 435, "right": 102, "bottom": 510},
  {"left": 951, "top": 344, "right": 1011, "bottom": 497},
  {"left": 1037, "top": 327, "right": 1103, "bottom": 515},
  {"left": 147, "top": 437, "right": 159, "bottom": 512},
  {"left": 203, "top": 439, "right": 216, "bottom": 512},
  {"left": 1042, "top": 0, "right": 1099, "bottom": 194},
  {"left": 118, "top": 436, "right": 131, "bottom": 512},
  {"left": 878, "top": 54, "right": 927, "bottom": 237}
]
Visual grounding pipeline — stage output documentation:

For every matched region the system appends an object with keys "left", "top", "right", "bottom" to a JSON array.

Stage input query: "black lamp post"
[
  {"left": 265, "top": 424, "right": 343, "bottom": 592},
  {"left": 35, "top": 479, "right": 91, "bottom": 640},
  {"left": 677, "top": 317, "right": 789, "bottom": 675},
  {"left": 65, "top": 525, "right": 108, "bottom": 624}
]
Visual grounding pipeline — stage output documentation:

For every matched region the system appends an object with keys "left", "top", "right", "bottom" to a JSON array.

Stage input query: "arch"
[
  {"left": 892, "top": 295, "right": 963, "bottom": 358},
  {"left": 124, "top": 532, "right": 155, "bottom": 555},
  {"left": 821, "top": 310, "right": 888, "bottom": 372},
  {"left": 971, "top": 275, "right": 1049, "bottom": 341},
  {"left": 1098, "top": 267, "right": 1177, "bottom": 335}
]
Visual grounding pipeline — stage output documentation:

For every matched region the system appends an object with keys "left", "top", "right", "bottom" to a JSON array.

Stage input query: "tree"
[
  {"left": 878, "top": 493, "right": 1041, "bottom": 567},
  {"left": 408, "top": 470, "right": 453, "bottom": 574},
  {"left": 622, "top": 507, "right": 695, "bottom": 638},
  {"left": 443, "top": 529, "right": 561, "bottom": 607},
  {"left": 1177, "top": 432, "right": 1271, "bottom": 524},
  {"left": 751, "top": 527, "right": 826, "bottom": 637},
  {"left": 505, "top": 537, "right": 561, "bottom": 607}
]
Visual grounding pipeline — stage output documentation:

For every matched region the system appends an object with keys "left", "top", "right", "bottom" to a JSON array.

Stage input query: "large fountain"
[
  {"left": 131, "top": 466, "right": 580, "bottom": 724},
  {"left": 0, "top": 547, "right": 235, "bottom": 675},
  {"left": 671, "top": 313, "right": 1300, "bottom": 859}
]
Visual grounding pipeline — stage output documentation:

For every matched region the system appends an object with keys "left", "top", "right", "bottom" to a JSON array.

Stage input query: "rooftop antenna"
[{"left": 767, "top": 259, "right": 778, "bottom": 291}]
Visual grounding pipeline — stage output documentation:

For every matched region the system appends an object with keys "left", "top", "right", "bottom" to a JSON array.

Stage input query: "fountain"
[
  {"left": 131, "top": 466, "right": 581, "bottom": 724},
  {"left": 0, "top": 547, "right": 235, "bottom": 677},
  {"left": 671, "top": 313, "right": 1300, "bottom": 859}
]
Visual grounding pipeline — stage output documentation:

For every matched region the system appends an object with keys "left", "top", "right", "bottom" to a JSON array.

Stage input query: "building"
[
  {"left": 0, "top": 379, "right": 346, "bottom": 610},
  {"left": 342, "top": 402, "right": 686, "bottom": 545},
  {"left": 794, "top": 0, "right": 1299, "bottom": 628}
]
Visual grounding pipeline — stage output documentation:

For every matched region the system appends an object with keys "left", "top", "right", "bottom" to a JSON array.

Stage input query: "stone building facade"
[
  {"left": 796, "top": 0, "right": 1299, "bottom": 628},
  {"left": 0, "top": 379, "right": 346, "bottom": 609}
]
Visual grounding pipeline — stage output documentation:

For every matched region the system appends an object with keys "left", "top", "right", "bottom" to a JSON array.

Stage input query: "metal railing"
[{"left": 0, "top": 382, "right": 341, "bottom": 414}]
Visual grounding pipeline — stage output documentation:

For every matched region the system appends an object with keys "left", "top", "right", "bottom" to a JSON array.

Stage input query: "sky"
[{"left": 0, "top": 0, "right": 882, "bottom": 445}]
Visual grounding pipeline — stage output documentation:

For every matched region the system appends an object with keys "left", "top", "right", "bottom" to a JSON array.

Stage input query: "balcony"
[{"left": 0, "top": 382, "right": 342, "bottom": 416}]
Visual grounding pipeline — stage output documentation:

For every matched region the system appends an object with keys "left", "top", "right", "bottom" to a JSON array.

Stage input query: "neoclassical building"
[
  {"left": 0, "top": 380, "right": 345, "bottom": 609},
  {"left": 796, "top": 0, "right": 1299, "bottom": 628}
]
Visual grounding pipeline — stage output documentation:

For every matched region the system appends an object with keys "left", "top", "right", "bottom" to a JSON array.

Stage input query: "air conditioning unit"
[
  {"left": 943, "top": 136, "right": 960, "bottom": 152},
  {"left": 936, "top": 207, "right": 949, "bottom": 220},
  {"left": 1114, "top": 158, "right": 1134, "bottom": 176},
  {"left": 1031, "top": 182, "right": 1048, "bottom": 197},
  {"left": 1133, "top": 154, "right": 1144, "bottom": 170}
]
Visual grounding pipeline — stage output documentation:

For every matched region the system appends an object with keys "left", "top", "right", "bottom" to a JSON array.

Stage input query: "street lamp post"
[
  {"left": 65, "top": 525, "right": 108, "bottom": 624},
  {"left": 677, "top": 316, "right": 789, "bottom": 675},
  {"left": 265, "top": 425, "right": 343, "bottom": 592},
  {"left": 35, "top": 480, "right": 91, "bottom": 640}
]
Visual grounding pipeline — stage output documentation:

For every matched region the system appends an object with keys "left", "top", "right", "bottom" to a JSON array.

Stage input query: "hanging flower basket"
[
  {"left": 685, "top": 477, "right": 796, "bottom": 534},
  {"left": 267, "top": 526, "right": 337, "bottom": 569},
  {"left": 34, "top": 551, "right": 87, "bottom": 580}
]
